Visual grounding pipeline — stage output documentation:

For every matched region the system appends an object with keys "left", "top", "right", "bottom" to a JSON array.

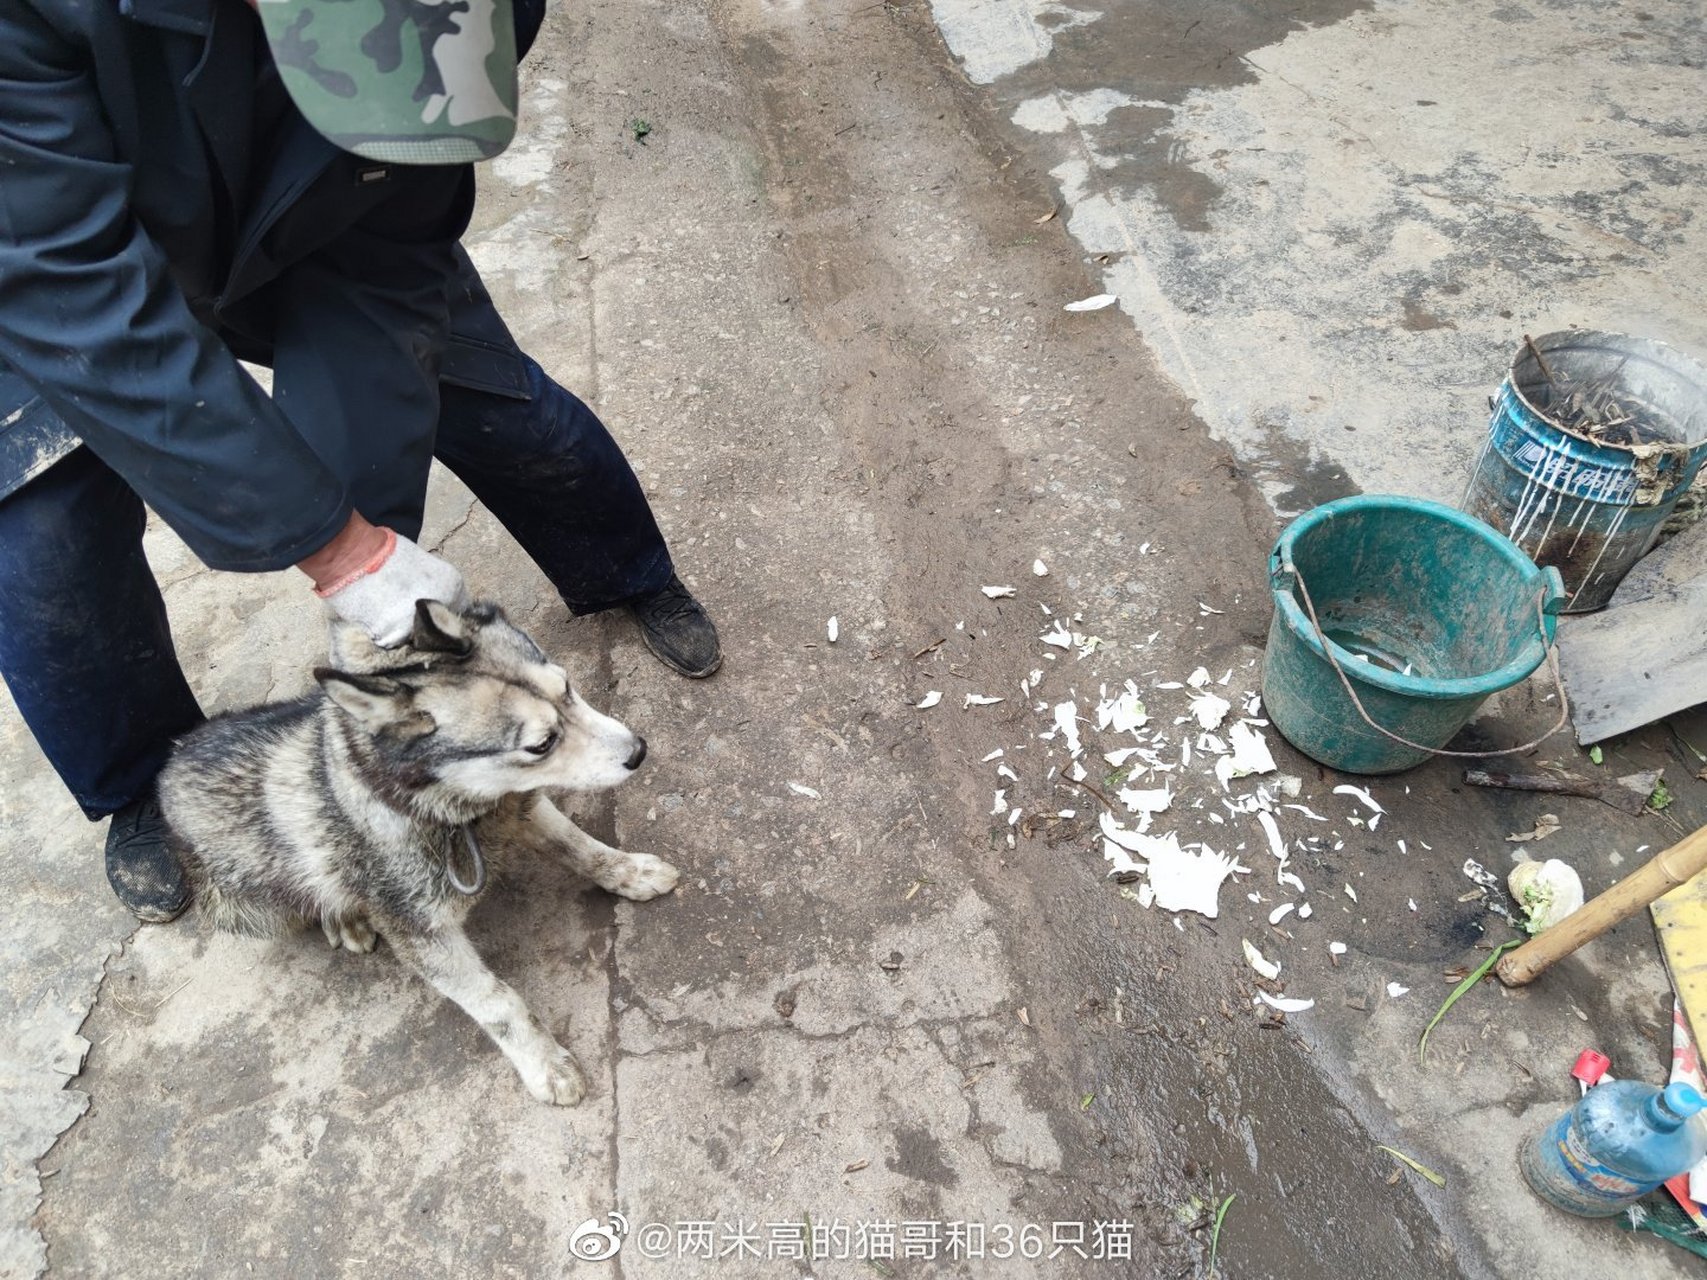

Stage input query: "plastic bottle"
[{"left": 1520, "top": 1080, "right": 1707, "bottom": 1217}]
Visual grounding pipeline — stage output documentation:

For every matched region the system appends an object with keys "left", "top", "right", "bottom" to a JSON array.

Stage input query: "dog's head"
[{"left": 316, "top": 601, "right": 646, "bottom": 807}]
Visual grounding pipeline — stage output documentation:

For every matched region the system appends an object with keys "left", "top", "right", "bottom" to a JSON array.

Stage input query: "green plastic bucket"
[{"left": 1263, "top": 495, "right": 1565, "bottom": 775}]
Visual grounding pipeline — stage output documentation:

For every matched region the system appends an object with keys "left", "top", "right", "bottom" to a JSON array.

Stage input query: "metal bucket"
[{"left": 1461, "top": 331, "right": 1707, "bottom": 612}]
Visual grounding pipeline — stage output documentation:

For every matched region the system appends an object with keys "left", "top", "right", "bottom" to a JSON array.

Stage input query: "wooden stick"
[
  {"left": 1462, "top": 767, "right": 1649, "bottom": 816},
  {"left": 1497, "top": 822, "right": 1707, "bottom": 986}
]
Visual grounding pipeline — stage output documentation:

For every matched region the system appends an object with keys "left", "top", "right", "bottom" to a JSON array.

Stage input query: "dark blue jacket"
[{"left": 0, "top": 0, "right": 537, "bottom": 571}]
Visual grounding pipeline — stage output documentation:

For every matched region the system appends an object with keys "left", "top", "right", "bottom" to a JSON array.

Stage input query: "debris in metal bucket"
[
  {"left": 1508, "top": 858, "right": 1585, "bottom": 933},
  {"left": 1063, "top": 293, "right": 1117, "bottom": 312},
  {"left": 982, "top": 585, "right": 1017, "bottom": 599},
  {"left": 1242, "top": 939, "right": 1281, "bottom": 980},
  {"left": 1506, "top": 814, "right": 1562, "bottom": 843},
  {"left": 827, "top": 616, "right": 839, "bottom": 643},
  {"left": 915, "top": 691, "right": 943, "bottom": 709}
]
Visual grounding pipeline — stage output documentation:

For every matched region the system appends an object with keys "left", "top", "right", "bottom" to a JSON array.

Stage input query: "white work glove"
[{"left": 315, "top": 528, "right": 469, "bottom": 647}]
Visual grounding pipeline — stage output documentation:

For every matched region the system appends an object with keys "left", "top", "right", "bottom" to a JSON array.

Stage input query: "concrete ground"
[{"left": 4, "top": 0, "right": 1705, "bottom": 1277}]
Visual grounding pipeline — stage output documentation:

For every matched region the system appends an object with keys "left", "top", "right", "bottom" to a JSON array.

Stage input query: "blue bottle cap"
[{"left": 1663, "top": 1083, "right": 1706, "bottom": 1118}]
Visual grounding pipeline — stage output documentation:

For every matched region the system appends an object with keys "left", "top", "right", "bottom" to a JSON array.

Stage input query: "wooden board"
[
  {"left": 1559, "top": 517, "right": 1707, "bottom": 745},
  {"left": 1558, "top": 577, "right": 1707, "bottom": 744},
  {"left": 1653, "top": 870, "right": 1707, "bottom": 1057}
]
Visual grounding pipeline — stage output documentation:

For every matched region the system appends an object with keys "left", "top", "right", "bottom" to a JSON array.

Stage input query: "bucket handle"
[{"left": 1274, "top": 556, "right": 1570, "bottom": 759}]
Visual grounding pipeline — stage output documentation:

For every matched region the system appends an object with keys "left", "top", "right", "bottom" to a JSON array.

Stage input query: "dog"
[{"left": 157, "top": 599, "right": 678, "bottom": 1105}]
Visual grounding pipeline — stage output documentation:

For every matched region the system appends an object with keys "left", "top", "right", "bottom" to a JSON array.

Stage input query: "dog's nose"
[{"left": 624, "top": 737, "right": 648, "bottom": 771}]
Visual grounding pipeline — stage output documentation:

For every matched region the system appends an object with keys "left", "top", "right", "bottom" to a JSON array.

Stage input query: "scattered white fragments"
[
  {"left": 1215, "top": 721, "right": 1276, "bottom": 788},
  {"left": 827, "top": 616, "right": 839, "bottom": 643},
  {"left": 1096, "top": 683, "right": 1149, "bottom": 733},
  {"left": 1053, "top": 701, "right": 1082, "bottom": 756},
  {"left": 1033, "top": 559, "right": 1049, "bottom": 577},
  {"left": 1117, "top": 785, "right": 1173, "bottom": 823},
  {"left": 1242, "top": 939, "right": 1281, "bottom": 981},
  {"left": 915, "top": 691, "right": 943, "bottom": 709},
  {"left": 1063, "top": 293, "right": 1117, "bottom": 312},
  {"left": 964, "top": 693, "right": 1004, "bottom": 708},
  {"left": 982, "top": 585, "right": 1017, "bottom": 599},
  {"left": 1189, "top": 690, "right": 1232, "bottom": 731},
  {"left": 1507, "top": 814, "right": 1562, "bottom": 843},
  {"left": 1387, "top": 982, "right": 1410, "bottom": 999},
  {"left": 1333, "top": 784, "right": 1385, "bottom": 815},
  {"left": 788, "top": 782, "right": 821, "bottom": 799},
  {"left": 1268, "top": 902, "right": 1295, "bottom": 926},
  {"left": 1257, "top": 992, "right": 1315, "bottom": 1014},
  {"left": 1328, "top": 942, "right": 1347, "bottom": 957},
  {"left": 1509, "top": 858, "right": 1585, "bottom": 933}
]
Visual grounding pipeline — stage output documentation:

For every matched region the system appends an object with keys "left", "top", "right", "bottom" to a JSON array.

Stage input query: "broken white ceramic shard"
[
  {"left": 1333, "top": 784, "right": 1385, "bottom": 815},
  {"left": 1328, "top": 941, "right": 1347, "bottom": 956},
  {"left": 1054, "top": 701, "right": 1082, "bottom": 756},
  {"left": 1033, "top": 559, "right": 1049, "bottom": 576},
  {"left": 1257, "top": 992, "right": 1315, "bottom": 1014},
  {"left": 1255, "top": 810, "right": 1287, "bottom": 864},
  {"left": 788, "top": 782, "right": 821, "bottom": 799},
  {"left": 1387, "top": 982, "right": 1409, "bottom": 999},
  {"left": 1041, "top": 620, "right": 1073, "bottom": 649},
  {"left": 1063, "top": 293, "right": 1117, "bottom": 312},
  {"left": 827, "top": 616, "right": 839, "bottom": 643},
  {"left": 982, "top": 585, "right": 1017, "bottom": 599},
  {"left": 1268, "top": 902, "right": 1296, "bottom": 926},
  {"left": 1190, "top": 691, "right": 1232, "bottom": 731},
  {"left": 915, "top": 691, "right": 943, "bottom": 709},
  {"left": 1102, "top": 837, "right": 1146, "bottom": 879},
  {"left": 1146, "top": 839, "right": 1245, "bottom": 919},
  {"left": 964, "top": 693, "right": 1004, "bottom": 708},
  {"left": 1242, "top": 939, "right": 1281, "bottom": 980},
  {"left": 1225, "top": 721, "right": 1276, "bottom": 776},
  {"left": 1118, "top": 786, "right": 1173, "bottom": 819},
  {"left": 1508, "top": 858, "right": 1585, "bottom": 934}
]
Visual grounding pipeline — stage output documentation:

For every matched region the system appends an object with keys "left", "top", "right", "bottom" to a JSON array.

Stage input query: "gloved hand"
[{"left": 310, "top": 525, "right": 468, "bottom": 647}]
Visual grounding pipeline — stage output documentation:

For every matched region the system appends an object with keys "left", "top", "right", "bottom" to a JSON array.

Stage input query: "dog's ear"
[
  {"left": 411, "top": 599, "right": 475, "bottom": 657},
  {"left": 315, "top": 668, "right": 434, "bottom": 736}
]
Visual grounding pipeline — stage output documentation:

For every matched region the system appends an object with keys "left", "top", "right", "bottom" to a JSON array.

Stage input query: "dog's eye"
[{"left": 524, "top": 731, "right": 559, "bottom": 757}]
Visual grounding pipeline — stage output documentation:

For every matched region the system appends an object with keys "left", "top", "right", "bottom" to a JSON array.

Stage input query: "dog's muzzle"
[{"left": 624, "top": 737, "right": 648, "bottom": 771}]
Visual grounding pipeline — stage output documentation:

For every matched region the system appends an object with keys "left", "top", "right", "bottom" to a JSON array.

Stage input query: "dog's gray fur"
[{"left": 158, "top": 599, "right": 678, "bottom": 1105}]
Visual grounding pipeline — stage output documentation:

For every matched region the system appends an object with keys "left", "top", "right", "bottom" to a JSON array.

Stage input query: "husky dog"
[{"left": 158, "top": 599, "right": 678, "bottom": 1105}]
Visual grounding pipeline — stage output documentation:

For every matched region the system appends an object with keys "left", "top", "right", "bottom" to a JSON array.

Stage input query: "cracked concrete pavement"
[{"left": 5, "top": 0, "right": 1707, "bottom": 1276}]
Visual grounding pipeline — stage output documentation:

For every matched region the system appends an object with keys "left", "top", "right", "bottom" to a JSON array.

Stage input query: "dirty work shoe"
[
  {"left": 104, "top": 795, "right": 192, "bottom": 923},
  {"left": 628, "top": 575, "right": 722, "bottom": 678}
]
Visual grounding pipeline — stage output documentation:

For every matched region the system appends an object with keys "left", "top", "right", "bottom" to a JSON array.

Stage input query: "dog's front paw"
[
  {"left": 526, "top": 1046, "right": 588, "bottom": 1107},
  {"left": 604, "top": 853, "right": 680, "bottom": 902}
]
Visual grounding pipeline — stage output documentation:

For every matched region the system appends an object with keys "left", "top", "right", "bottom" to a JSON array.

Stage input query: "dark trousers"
[{"left": 0, "top": 355, "right": 671, "bottom": 819}]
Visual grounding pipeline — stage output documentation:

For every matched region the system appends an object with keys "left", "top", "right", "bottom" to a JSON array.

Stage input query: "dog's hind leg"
[
  {"left": 320, "top": 911, "right": 378, "bottom": 954},
  {"left": 522, "top": 798, "right": 680, "bottom": 901},
  {"left": 385, "top": 924, "right": 587, "bottom": 1106}
]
